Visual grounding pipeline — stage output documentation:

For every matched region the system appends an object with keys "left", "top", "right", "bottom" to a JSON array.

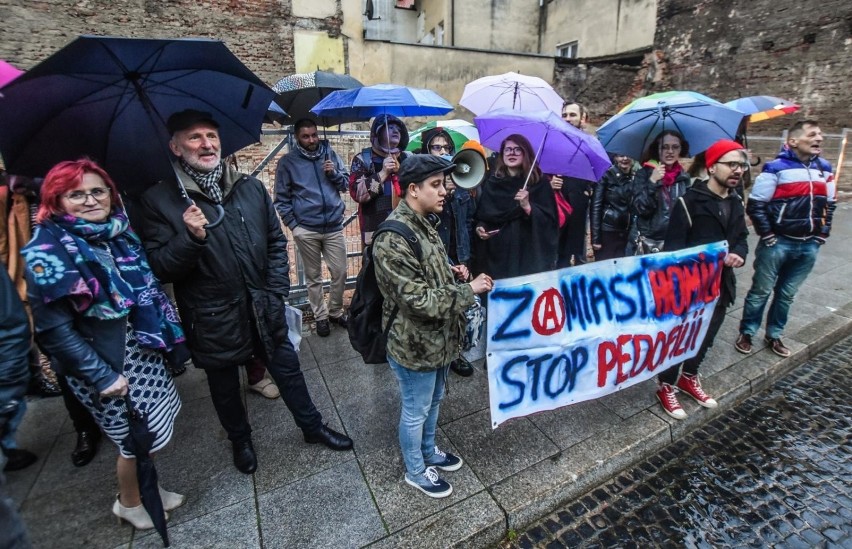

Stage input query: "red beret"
[{"left": 705, "top": 139, "right": 745, "bottom": 169}]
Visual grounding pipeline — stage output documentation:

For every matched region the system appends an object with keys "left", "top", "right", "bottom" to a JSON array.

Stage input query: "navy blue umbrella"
[
  {"left": 122, "top": 394, "right": 169, "bottom": 547},
  {"left": 0, "top": 36, "right": 275, "bottom": 204}
]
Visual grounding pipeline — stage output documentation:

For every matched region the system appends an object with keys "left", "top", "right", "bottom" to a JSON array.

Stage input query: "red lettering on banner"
[
  {"left": 647, "top": 253, "right": 724, "bottom": 318},
  {"left": 531, "top": 288, "right": 566, "bottom": 336}
]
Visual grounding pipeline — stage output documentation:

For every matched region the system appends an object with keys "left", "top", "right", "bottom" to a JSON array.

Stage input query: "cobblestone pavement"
[{"left": 504, "top": 336, "right": 852, "bottom": 549}]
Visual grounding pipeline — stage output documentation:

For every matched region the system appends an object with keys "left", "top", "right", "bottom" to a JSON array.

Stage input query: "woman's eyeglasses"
[
  {"left": 503, "top": 146, "right": 524, "bottom": 155},
  {"left": 430, "top": 144, "right": 452, "bottom": 153},
  {"left": 64, "top": 187, "right": 110, "bottom": 205}
]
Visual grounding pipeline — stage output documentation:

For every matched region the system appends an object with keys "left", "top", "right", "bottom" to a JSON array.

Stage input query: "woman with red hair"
[{"left": 23, "top": 159, "right": 187, "bottom": 529}]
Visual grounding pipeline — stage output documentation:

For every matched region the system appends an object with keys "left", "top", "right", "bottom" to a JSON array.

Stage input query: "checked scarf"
[
  {"left": 23, "top": 210, "right": 185, "bottom": 351},
  {"left": 180, "top": 159, "right": 225, "bottom": 203}
]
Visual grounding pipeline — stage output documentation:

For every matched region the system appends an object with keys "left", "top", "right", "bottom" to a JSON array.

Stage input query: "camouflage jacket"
[{"left": 373, "top": 201, "right": 476, "bottom": 371}]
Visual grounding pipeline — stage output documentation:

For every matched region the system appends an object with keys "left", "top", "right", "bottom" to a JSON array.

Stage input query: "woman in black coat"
[
  {"left": 590, "top": 154, "right": 636, "bottom": 260},
  {"left": 627, "top": 131, "right": 691, "bottom": 255},
  {"left": 473, "top": 134, "right": 558, "bottom": 280},
  {"left": 655, "top": 140, "right": 749, "bottom": 420}
]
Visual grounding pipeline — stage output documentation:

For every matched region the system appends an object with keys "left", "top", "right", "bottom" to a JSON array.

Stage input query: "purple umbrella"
[
  {"left": 0, "top": 60, "right": 23, "bottom": 92},
  {"left": 474, "top": 109, "right": 611, "bottom": 185}
]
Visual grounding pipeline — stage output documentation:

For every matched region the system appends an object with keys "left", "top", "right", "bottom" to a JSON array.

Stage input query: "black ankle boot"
[{"left": 71, "top": 430, "right": 101, "bottom": 467}]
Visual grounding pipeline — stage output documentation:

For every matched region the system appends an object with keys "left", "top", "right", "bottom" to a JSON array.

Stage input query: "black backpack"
[{"left": 348, "top": 220, "right": 422, "bottom": 364}]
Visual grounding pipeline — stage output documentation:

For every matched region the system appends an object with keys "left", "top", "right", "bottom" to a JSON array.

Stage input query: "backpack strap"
[
  {"left": 677, "top": 196, "right": 692, "bottom": 228},
  {"left": 370, "top": 220, "right": 423, "bottom": 340}
]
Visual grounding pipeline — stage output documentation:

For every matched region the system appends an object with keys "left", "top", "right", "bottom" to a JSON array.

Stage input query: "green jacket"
[{"left": 373, "top": 201, "right": 476, "bottom": 371}]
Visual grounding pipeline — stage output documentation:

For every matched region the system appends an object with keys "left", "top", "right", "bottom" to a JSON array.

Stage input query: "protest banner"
[{"left": 486, "top": 242, "right": 728, "bottom": 428}]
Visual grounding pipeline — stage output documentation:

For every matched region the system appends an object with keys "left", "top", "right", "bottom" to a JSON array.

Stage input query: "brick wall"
[{"left": 0, "top": 0, "right": 346, "bottom": 85}]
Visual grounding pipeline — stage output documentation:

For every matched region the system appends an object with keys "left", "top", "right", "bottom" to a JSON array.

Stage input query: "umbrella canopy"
[
  {"left": 310, "top": 83, "right": 454, "bottom": 122},
  {"left": 407, "top": 119, "right": 480, "bottom": 153},
  {"left": 475, "top": 109, "right": 611, "bottom": 182},
  {"left": 264, "top": 101, "right": 289, "bottom": 125},
  {"left": 724, "top": 95, "right": 800, "bottom": 123},
  {"left": 596, "top": 90, "right": 745, "bottom": 159},
  {"left": 122, "top": 395, "right": 169, "bottom": 546},
  {"left": 0, "top": 59, "right": 23, "bottom": 89},
  {"left": 0, "top": 36, "right": 275, "bottom": 197},
  {"left": 272, "top": 70, "right": 363, "bottom": 127},
  {"left": 460, "top": 72, "right": 564, "bottom": 115}
]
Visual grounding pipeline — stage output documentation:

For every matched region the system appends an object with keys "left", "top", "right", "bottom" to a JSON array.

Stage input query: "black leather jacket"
[
  {"left": 630, "top": 166, "right": 691, "bottom": 241},
  {"left": 590, "top": 166, "right": 635, "bottom": 245}
]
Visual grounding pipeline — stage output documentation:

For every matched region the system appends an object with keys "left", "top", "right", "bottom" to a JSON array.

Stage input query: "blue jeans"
[
  {"left": 388, "top": 356, "right": 448, "bottom": 477},
  {"left": 739, "top": 237, "right": 820, "bottom": 339}
]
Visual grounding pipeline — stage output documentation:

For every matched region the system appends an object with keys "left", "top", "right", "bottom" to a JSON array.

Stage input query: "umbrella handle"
[{"left": 205, "top": 205, "right": 226, "bottom": 229}]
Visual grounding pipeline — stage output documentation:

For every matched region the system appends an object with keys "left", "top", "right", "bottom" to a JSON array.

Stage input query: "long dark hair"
[
  {"left": 640, "top": 130, "right": 690, "bottom": 164},
  {"left": 494, "top": 134, "right": 542, "bottom": 183}
]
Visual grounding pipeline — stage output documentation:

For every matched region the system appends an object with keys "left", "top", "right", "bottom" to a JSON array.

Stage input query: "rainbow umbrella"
[{"left": 724, "top": 95, "right": 800, "bottom": 123}]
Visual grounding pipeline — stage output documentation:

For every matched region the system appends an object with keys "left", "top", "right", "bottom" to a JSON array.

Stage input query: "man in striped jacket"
[{"left": 735, "top": 120, "right": 836, "bottom": 358}]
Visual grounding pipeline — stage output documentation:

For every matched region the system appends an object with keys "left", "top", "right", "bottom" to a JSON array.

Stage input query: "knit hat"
[{"left": 705, "top": 139, "right": 745, "bottom": 168}]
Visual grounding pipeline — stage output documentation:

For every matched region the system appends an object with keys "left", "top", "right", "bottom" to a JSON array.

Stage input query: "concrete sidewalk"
[{"left": 8, "top": 200, "right": 852, "bottom": 549}]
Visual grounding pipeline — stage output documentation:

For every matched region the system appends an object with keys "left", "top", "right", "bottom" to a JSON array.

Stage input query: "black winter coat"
[
  {"left": 664, "top": 180, "right": 749, "bottom": 307},
  {"left": 590, "top": 166, "right": 635, "bottom": 244},
  {"left": 631, "top": 166, "right": 690, "bottom": 241},
  {"left": 134, "top": 163, "right": 291, "bottom": 370}
]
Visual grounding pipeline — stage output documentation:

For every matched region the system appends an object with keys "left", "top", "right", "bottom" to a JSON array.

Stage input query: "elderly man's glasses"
[
  {"left": 430, "top": 144, "right": 452, "bottom": 153},
  {"left": 717, "top": 161, "right": 749, "bottom": 172},
  {"left": 503, "top": 146, "right": 524, "bottom": 155},
  {"left": 64, "top": 187, "right": 110, "bottom": 204}
]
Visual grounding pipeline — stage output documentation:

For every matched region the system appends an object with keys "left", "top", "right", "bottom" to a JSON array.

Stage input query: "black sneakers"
[{"left": 316, "top": 319, "right": 331, "bottom": 337}]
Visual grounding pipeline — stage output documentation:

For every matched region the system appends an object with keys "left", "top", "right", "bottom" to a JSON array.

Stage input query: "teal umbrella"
[{"left": 407, "top": 119, "right": 480, "bottom": 153}]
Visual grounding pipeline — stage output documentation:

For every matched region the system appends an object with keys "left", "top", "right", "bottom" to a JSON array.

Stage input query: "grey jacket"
[{"left": 274, "top": 141, "right": 349, "bottom": 233}]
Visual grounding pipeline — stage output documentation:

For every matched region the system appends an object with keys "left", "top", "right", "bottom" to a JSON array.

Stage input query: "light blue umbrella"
[
  {"left": 310, "top": 83, "right": 453, "bottom": 122},
  {"left": 596, "top": 91, "right": 746, "bottom": 159}
]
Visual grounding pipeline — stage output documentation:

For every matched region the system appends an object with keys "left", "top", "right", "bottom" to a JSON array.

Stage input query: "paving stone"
[
  {"left": 358, "top": 431, "right": 486, "bottom": 532},
  {"left": 319, "top": 355, "right": 397, "bottom": 407},
  {"left": 305, "top": 327, "right": 361, "bottom": 366},
  {"left": 527, "top": 398, "right": 622, "bottom": 450},
  {"left": 596, "top": 378, "right": 658, "bottom": 419},
  {"left": 442, "top": 410, "right": 559, "bottom": 486},
  {"left": 438, "top": 366, "right": 491, "bottom": 424},
  {"left": 132, "top": 497, "right": 259, "bottom": 548},
  {"left": 333, "top": 382, "right": 401, "bottom": 458},
  {"left": 257, "top": 459, "right": 385, "bottom": 548},
  {"left": 246, "top": 367, "right": 334, "bottom": 432}
]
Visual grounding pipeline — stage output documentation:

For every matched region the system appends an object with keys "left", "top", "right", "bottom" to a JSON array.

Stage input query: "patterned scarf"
[
  {"left": 23, "top": 210, "right": 185, "bottom": 351},
  {"left": 296, "top": 140, "right": 325, "bottom": 160},
  {"left": 180, "top": 159, "right": 225, "bottom": 203}
]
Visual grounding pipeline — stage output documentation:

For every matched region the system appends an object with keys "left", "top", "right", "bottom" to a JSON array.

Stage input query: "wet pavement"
[{"left": 504, "top": 335, "right": 852, "bottom": 548}]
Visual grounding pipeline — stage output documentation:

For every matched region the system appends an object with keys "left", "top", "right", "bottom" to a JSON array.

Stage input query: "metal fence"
[{"left": 252, "top": 128, "right": 850, "bottom": 304}]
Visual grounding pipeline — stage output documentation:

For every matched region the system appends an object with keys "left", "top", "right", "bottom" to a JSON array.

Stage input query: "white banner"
[{"left": 486, "top": 242, "right": 728, "bottom": 428}]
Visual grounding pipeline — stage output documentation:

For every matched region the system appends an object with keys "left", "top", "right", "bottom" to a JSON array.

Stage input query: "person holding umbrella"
[
  {"left": 627, "top": 131, "right": 691, "bottom": 255},
  {"left": 134, "top": 110, "right": 353, "bottom": 477},
  {"left": 23, "top": 159, "right": 186, "bottom": 529},
  {"left": 473, "top": 134, "right": 558, "bottom": 279},
  {"left": 350, "top": 115, "right": 411, "bottom": 248}
]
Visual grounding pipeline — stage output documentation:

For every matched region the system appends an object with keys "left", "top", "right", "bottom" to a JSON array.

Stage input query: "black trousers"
[
  {"left": 56, "top": 373, "right": 99, "bottom": 434},
  {"left": 205, "top": 339, "right": 323, "bottom": 444},
  {"left": 659, "top": 303, "right": 728, "bottom": 385},
  {"left": 594, "top": 231, "right": 629, "bottom": 261}
]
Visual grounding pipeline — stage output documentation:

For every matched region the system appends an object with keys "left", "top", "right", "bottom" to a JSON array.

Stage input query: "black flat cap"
[
  {"left": 398, "top": 154, "right": 456, "bottom": 185},
  {"left": 166, "top": 109, "right": 220, "bottom": 135}
]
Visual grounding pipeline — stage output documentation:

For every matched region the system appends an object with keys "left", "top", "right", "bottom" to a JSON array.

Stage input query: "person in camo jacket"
[{"left": 373, "top": 154, "right": 492, "bottom": 499}]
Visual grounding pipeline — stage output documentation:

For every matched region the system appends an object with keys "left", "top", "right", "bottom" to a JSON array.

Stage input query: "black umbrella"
[
  {"left": 122, "top": 394, "right": 169, "bottom": 547},
  {"left": 272, "top": 70, "right": 363, "bottom": 128},
  {"left": 0, "top": 35, "right": 275, "bottom": 227}
]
